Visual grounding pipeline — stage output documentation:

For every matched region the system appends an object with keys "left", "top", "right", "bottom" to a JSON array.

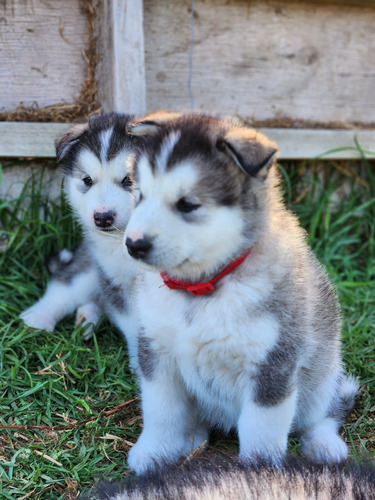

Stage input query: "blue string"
[{"left": 188, "top": 0, "right": 196, "bottom": 109}]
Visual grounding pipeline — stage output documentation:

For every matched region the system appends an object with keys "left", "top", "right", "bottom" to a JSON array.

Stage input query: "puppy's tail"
[
  {"left": 47, "top": 249, "right": 74, "bottom": 276},
  {"left": 328, "top": 373, "right": 359, "bottom": 424}
]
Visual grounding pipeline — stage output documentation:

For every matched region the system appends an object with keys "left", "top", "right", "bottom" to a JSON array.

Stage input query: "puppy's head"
[
  {"left": 124, "top": 113, "right": 278, "bottom": 280},
  {"left": 56, "top": 113, "right": 140, "bottom": 235}
]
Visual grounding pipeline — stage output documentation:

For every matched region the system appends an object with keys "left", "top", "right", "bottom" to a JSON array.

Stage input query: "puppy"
[
  {"left": 123, "top": 112, "right": 358, "bottom": 473},
  {"left": 20, "top": 113, "right": 141, "bottom": 363}
]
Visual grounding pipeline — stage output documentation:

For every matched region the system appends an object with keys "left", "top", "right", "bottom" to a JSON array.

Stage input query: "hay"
[
  {"left": 0, "top": 0, "right": 99, "bottom": 123},
  {"left": 238, "top": 116, "right": 375, "bottom": 131}
]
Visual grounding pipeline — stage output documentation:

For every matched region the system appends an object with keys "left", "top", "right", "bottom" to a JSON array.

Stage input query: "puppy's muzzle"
[
  {"left": 94, "top": 210, "right": 115, "bottom": 228},
  {"left": 126, "top": 236, "right": 153, "bottom": 259}
]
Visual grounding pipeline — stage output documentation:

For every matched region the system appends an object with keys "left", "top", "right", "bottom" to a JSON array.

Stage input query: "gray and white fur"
[
  {"left": 122, "top": 112, "right": 358, "bottom": 472},
  {"left": 20, "top": 113, "right": 141, "bottom": 365},
  {"left": 89, "top": 457, "right": 375, "bottom": 500}
]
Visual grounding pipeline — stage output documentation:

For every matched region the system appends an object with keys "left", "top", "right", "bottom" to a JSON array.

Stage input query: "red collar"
[{"left": 160, "top": 248, "right": 251, "bottom": 296}]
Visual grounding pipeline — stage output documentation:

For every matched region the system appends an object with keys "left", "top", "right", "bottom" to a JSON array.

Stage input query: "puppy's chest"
[{"left": 140, "top": 276, "right": 280, "bottom": 389}]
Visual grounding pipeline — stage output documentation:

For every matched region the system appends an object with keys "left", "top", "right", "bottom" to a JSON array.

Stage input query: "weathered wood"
[
  {"left": 143, "top": 0, "right": 375, "bottom": 125},
  {"left": 0, "top": 123, "right": 72, "bottom": 158},
  {"left": 96, "top": 0, "right": 146, "bottom": 114},
  {"left": 0, "top": 0, "right": 88, "bottom": 111},
  {"left": 0, "top": 122, "right": 373, "bottom": 159}
]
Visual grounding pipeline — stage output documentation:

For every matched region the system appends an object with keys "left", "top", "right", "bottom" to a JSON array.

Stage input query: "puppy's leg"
[
  {"left": 110, "top": 310, "right": 140, "bottom": 372},
  {"left": 75, "top": 302, "right": 102, "bottom": 340},
  {"left": 238, "top": 390, "right": 297, "bottom": 465},
  {"left": 300, "top": 417, "right": 348, "bottom": 463},
  {"left": 20, "top": 267, "right": 100, "bottom": 333},
  {"left": 299, "top": 374, "right": 358, "bottom": 463},
  {"left": 21, "top": 280, "right": 80, "bottom": 332},
  {"left": 128, "top": 363, "right": 194, "bottom": 474}
]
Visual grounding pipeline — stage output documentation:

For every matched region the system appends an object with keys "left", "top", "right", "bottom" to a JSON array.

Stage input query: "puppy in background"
[
  {"left": 123, "top": 112, "right": 358, "bottom": 472},
  {"left": 20, "top": 113, "right": 141, "bottom": 364}
]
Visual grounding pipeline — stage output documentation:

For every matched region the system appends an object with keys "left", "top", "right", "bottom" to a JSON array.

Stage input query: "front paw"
[
  {"left": 20, "top": 307, "right": 56, "bottom": 332},
  {"left": 128, "top": 436, "right": 187, "bottom": 474},
  {"left": 239, "top": 444, "right": 286, "bottom": 467},
  {"left": 75, "top": 303, "right": 101, "bottom": 340}
]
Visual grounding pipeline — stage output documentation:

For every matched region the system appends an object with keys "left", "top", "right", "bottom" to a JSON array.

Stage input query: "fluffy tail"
[{"left": 328, "top": 374, "right": 359, "bottom": 424}]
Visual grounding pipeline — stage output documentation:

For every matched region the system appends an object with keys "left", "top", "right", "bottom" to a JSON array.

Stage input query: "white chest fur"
[{"left": 138, "top": 270, "right": 280, "bottom": 428}]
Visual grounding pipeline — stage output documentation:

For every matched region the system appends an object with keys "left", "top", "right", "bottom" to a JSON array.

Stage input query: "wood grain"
[
  {"left": 96, "top": 0, "right": 146, "bottom": 114},
  {"left": 143, "top": 0, "right": 375, "bottom": 125},
  {"left": 0, "top": 0, "right": 88, "bottom": 111},
  {"left": 1, "top": 122, "right": 373, "bottom": 159}
]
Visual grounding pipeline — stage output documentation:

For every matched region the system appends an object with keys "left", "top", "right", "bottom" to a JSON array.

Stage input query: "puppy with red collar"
[{"left": 123, "top": 112, "right": 358, "bottom": 473}]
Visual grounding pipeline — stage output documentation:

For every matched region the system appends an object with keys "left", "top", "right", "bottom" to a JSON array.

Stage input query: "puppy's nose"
[
  {"left": 126, "top": 236, "right": 153, "bottom": 259},
  {"left": 94, "top": 210, "right": 115, "bottom": 228}
]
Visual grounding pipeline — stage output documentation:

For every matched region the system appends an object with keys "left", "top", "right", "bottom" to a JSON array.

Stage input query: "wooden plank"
[
  {"left": 143, "top": 0, "right": 375, "bottom": 126},
  {"left": 0, "top": 123, "right": 71, "bottom": 158},
  {"left": 0, "top": 0, "right": 88, "bottom": 111},
  {"left": 96, "top": 0, "right": 146, "bottom": 114},
  {"left": 260, "top": 129, "right": 375, "bottom": 160},
  {"left": 0, "top": 122, "right": 373, "bottom": 159}
]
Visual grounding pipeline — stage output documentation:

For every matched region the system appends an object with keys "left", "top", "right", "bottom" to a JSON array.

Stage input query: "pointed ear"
[
  {"left": 129, "top": 111, "right": 181, "bottom": 136},
  {"left": 217, "top": 128, "right": 278, "bottom": 178},
  {"left": 55, "top": 123, "right": 89, "bottom": 162}
]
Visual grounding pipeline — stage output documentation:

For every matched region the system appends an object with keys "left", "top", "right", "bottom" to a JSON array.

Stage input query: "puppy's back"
[{"left": 89, "top": 457, "right": 375, "bottom": 500}]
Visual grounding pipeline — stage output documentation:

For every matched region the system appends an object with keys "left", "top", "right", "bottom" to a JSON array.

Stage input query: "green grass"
[{"left": 1, "top": 158, "right": 374, "bottom": 499}]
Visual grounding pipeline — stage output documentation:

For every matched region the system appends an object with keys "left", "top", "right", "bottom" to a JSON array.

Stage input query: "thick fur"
[
  {"left": 20, "top": 113, "right": 141, "bottom": 363},
  {"left": 88, "top": 457, "right": 375, "bottom": 500},
  {"left": 123, "top": 113, "right": 359, "bottom": 473}
]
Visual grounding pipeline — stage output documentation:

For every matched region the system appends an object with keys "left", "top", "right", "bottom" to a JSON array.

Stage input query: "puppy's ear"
[
  {"left": 55, "top": 123, "right": 89, "bottom": 162},
  {"left": 129, "top": 111, "right": 181, "bottom": 136},
  {"left": 217, "top": 128, "right": 278, "bottom": 178}
]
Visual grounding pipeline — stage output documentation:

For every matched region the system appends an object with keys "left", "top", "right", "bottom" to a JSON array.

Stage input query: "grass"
[{"left": 0, "top": 156, "right": 375, "bottom": 499}]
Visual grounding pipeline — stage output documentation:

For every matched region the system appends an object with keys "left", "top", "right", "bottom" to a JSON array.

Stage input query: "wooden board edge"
[
  {"left": 0, "top": 122, "right": 374, "bottom": 159},
  {"left": 96, "top": 0, "right": 146, "bottom": 115}
]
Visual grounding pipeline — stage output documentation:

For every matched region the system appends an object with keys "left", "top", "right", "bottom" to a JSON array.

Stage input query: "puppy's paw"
[
  {"left": 301, "top": 434, "right": 348, "bottom": 464},
  {"left": 20, "top": 306, "right": 56, "bottom": 332},
  {"left": 239, "top": 444, "right": 285, "bottom": 467},
  {"left": 75, "top": 303, "right": 101, "bottom": 340},
  {"left": 128, "top": 436, "right": 186, "bottom": 474},
  {"left": 127, "top": 442, "right": 160, "bottom": 475}
]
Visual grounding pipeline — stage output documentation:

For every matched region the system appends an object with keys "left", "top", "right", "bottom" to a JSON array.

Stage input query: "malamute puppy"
[
  {"left": 123, "top": 113, "right": 358, "bottom": 472},
  {"left": 21, "top": 113, "right": 141, "bottom": 363}
]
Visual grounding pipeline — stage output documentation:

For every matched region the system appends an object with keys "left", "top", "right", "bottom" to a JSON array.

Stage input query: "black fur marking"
[
  {"left": 57, "top": 113, "right": 138, "bottom": 176},
  {"left": 133, "top": 115, "right": 272, "bottom": 216},
  {"left": 217, "top": 138, "right": 276, "bottom": 177},
  {"left": 98, "top": 270, "right": 127, "bottom": 312},
  {"left": 254, "top": 336, "right": 299, "bottom": 407},
  {"left": 47, "top": 243, "right": 92, "bottom": 284},
  {"left": 254, "top": 272, "right": 306, "bottom": 407},
  {"left": 138, "top": 330, "right": 159, "bottom": 380},
  {"left": 326, "top": 374, "right": 357, "bottom": 424}
]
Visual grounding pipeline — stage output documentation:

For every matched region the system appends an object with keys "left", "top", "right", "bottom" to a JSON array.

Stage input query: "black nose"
[
  {"left": 94, "top": 210, "right": 115, "bottom": 228},
  {"left": 126, "top": 237, "right": 153, "bottom": 259}
]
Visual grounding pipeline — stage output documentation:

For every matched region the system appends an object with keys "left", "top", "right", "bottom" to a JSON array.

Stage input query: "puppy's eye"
[
  {"left": 176, "top": 198, "right": 201, "bottom": 213},
  {"left": 83, "top": 176, "right": 93, "bottom": 187},
  {"left": 122, "top": 175, "right": 133, "bottom": 189}
]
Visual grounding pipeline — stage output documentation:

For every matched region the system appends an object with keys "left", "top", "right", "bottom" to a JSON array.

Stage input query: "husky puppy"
[
  {"left": 20, "top": 113, "right": 141, "bottom": 362},
  {"left": 90, "top": 457, "right": 375, "bottom": 500},
  {"left": 123, "top": 113, "right": 358, "bottom": 473}
]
